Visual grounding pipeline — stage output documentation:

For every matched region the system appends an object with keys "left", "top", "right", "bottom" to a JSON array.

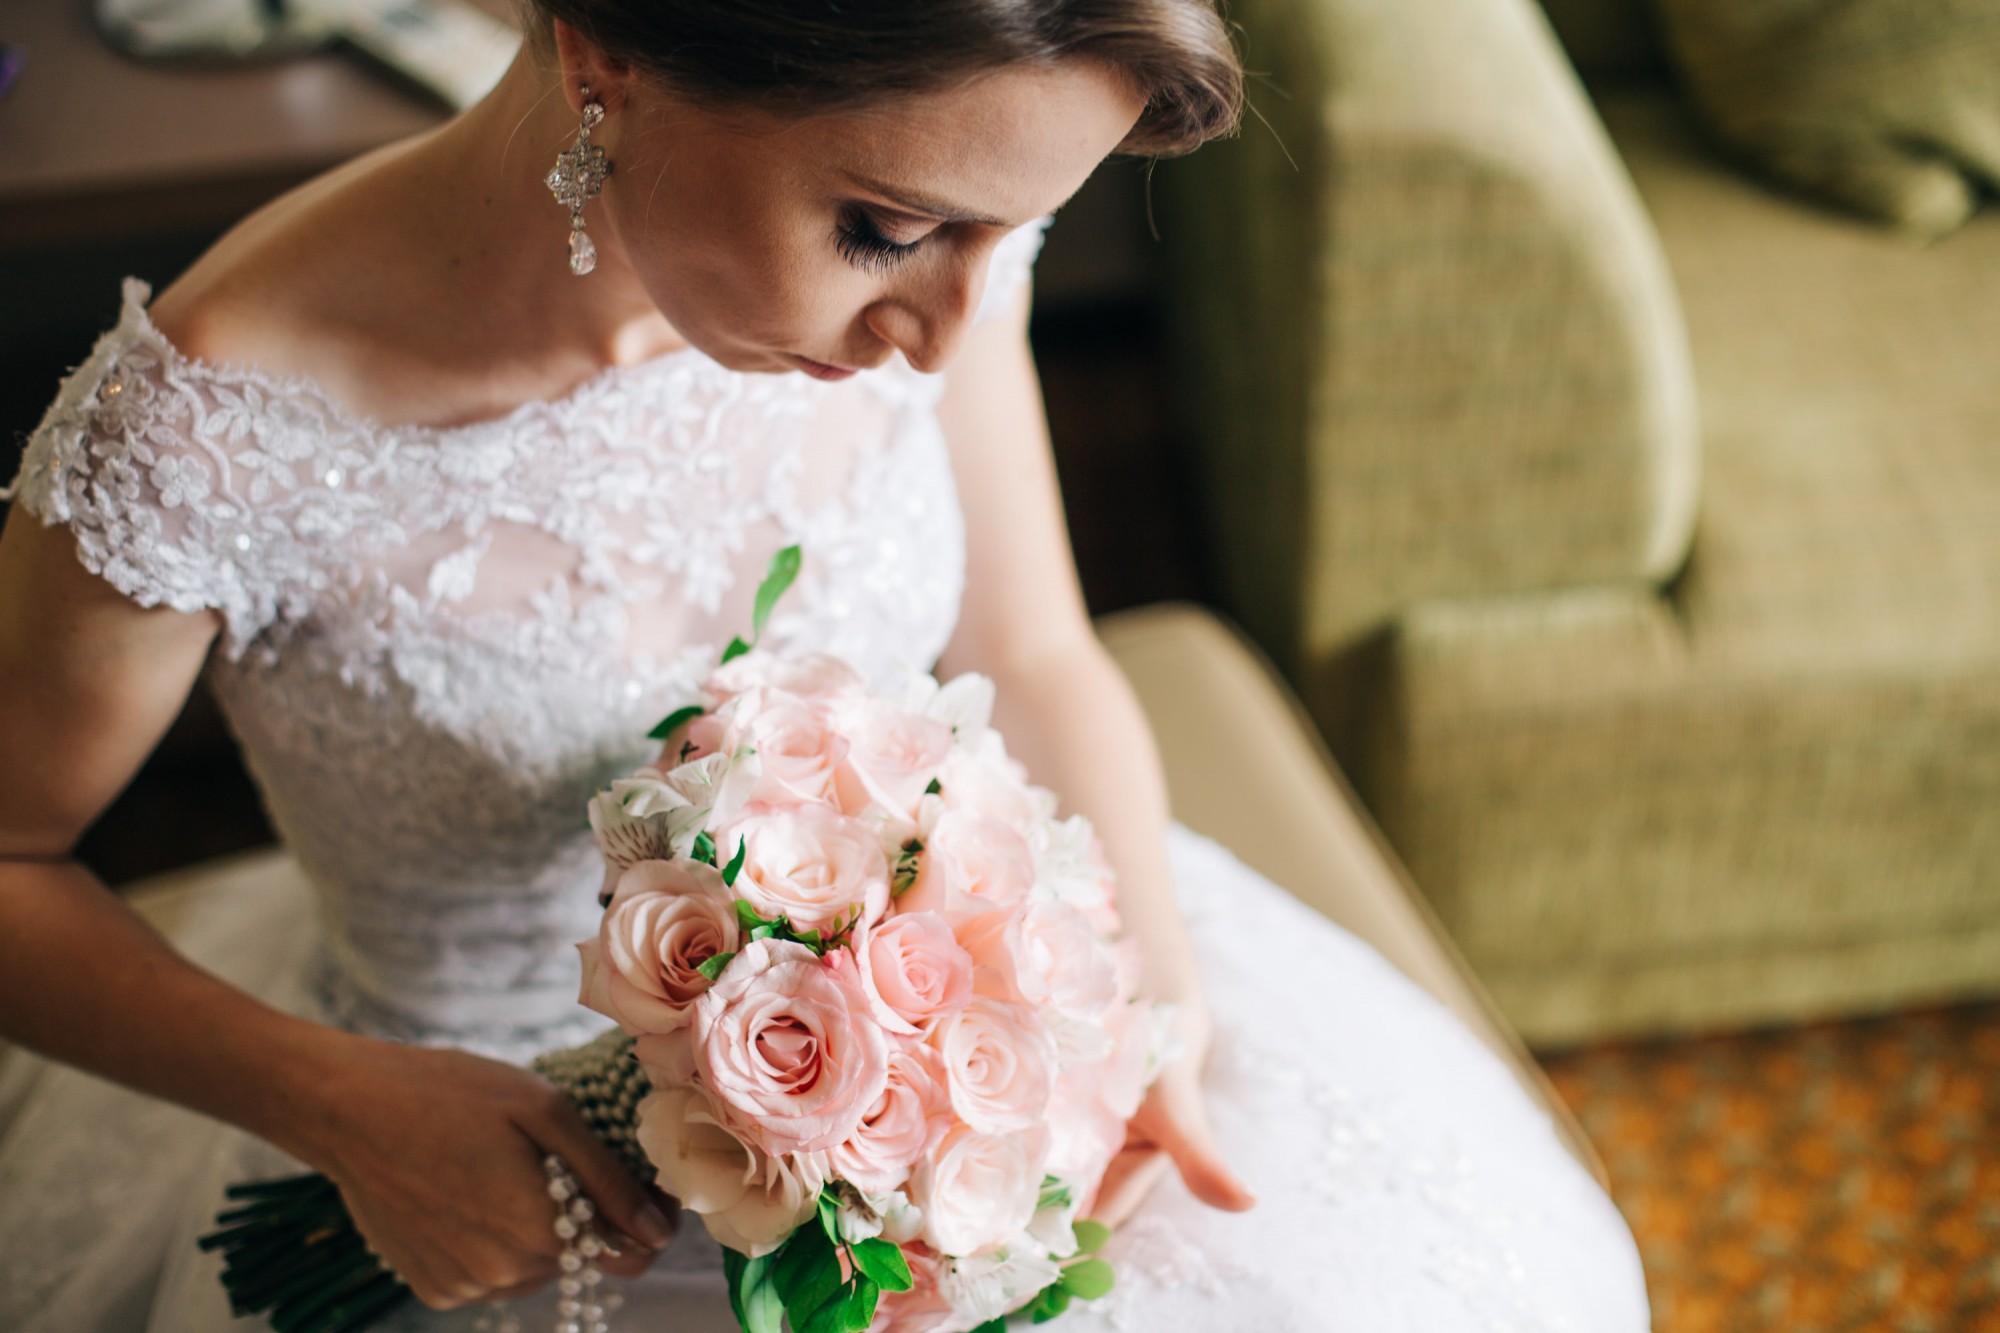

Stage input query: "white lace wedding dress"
[{"left": 0, "top": 225, "right": 1650, "bottom": 1333}]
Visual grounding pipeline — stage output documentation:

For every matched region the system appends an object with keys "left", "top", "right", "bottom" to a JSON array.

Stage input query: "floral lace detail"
[{"left": 0, "top": 219, "right": 1046, "bottom": 1061}]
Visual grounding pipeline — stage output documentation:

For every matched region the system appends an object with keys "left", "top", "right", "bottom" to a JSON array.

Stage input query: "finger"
[
  {"left": 1090, "top": 1147, "right": 1172, "bottom": 1229},
  {"left": 1147, "top": 1081, "right": 1257, "bottom": 1212},
  {"left": 528, "top": 1096, "right": 677, "bottom": 1252}
]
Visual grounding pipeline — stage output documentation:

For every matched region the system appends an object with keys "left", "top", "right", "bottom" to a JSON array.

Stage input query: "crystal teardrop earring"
[{"left": 546, "top": 83, "right": 611, "bottom": 276}]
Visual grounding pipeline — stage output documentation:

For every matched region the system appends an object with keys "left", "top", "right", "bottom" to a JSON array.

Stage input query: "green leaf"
[
  {"left": 1037, "top": 1176, "right": 1072, "bottom": 1211},
  {"left": 800, "top": 1277, "right": 877, "bottom": 1333},
  {"left": 692, "top": 831, "right": 717, "bottom": 865},
  {"left": 794, "top": 927, "right": 823, "bottom": 951},
  {"left": 721, "top": 635, "right": 753, "bottom": 665},
  {"left": 1070, "top": 1219, "right": 1111, "bottom": 1255},
  {"left": 1058, "top": 1257, "right": 1115, "bottom": 1301},
  {"left": 772, "top": 1225, "right": 841, "bottom": 1329},
  {"left": 1029, "top": 1283, "right": 1073, "bottom": 1322},
  {"left": 751, "top": 545, "right": 802, "bottom": 642},
  {"left": 750, "top": 923, "right": 779, "bottom": 942},
  {"left": 817, "top": 1191, "right": 840, "bottom": 1244},
  {"left": 743, "top": 1271, "right": 784, "bottom": 1333},
  {"left": 725, "top": 1250, "right": 781, "bottom": 1333},
  {"left": 695, "top": 951, "right": 736, "bottom": 983},
  {"left": 722, "top": 838, "right": 747, "bottom": 888},
  {"left": 924, "top": 777, "right": 942, "bottom": 795},
  {"left": 647, "top": 704, "right": 705, "bottom": 742},
  {"left": 735, "top": 900, "right": 766, "bottom": 931},
  {"left": 970, "top": 1320, "right": 1008, "bottom": 1333},
  {"left": 850, "top": 1237, "right": 914, "bottom": 1292}
]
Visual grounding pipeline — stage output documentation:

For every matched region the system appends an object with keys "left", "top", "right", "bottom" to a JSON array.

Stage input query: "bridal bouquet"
[{"left": 202, "top": 548, "right": 1172, "bottom": 1333}]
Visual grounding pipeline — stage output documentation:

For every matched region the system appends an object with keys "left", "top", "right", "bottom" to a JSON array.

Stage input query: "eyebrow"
[{"left": 841, "top": 171, "right": 1071, "bottom": 227}]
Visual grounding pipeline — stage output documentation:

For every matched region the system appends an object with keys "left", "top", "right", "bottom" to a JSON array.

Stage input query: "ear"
[{"left": 551, "top": 17, "right": 635, "bottom": 115}]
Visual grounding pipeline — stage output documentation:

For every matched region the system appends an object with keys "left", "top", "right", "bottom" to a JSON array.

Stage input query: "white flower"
[
  {"left": 1026, "top": 1182, "right": 1082, "bottom": 1260},
  {"left": 941, "top": 1235, "right": 1062, "bottom": 1323},
  {"left": 1027, "top": 815, "right": 1113, "bottom": 915}
]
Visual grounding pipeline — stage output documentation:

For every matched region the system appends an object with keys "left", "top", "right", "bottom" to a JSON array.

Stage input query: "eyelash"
[{"left": 835, "top": 207, "right": 925, "bottom": 273}]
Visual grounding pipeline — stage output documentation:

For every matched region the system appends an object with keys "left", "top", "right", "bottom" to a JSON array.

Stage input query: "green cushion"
[{"left": 1650, "top": 0, "right": 2000, "bottom": 238}]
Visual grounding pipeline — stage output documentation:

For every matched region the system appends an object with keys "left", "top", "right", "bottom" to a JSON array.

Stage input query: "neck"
[{"left": 408, "top": 47, "right": 687, "bottom": 372}]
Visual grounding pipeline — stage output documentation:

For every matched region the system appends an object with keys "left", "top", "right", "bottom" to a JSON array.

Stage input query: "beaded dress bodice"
[{"left": 3, "top": 225, "right": 1043, "bottom": 1061}]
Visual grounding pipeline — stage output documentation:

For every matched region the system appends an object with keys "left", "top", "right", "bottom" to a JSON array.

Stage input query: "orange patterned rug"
[{"left": 1540, "top": 1003, "right": 2000, "bottom": 1333}]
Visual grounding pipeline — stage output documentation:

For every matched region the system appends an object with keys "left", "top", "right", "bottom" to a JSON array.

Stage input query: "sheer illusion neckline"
[{"left": 114, "top": 275, "right": 726, "bottom": 442}]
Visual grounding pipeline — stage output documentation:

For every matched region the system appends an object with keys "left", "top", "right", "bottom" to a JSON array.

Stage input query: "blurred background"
[{"left": 3, "top": 0, "right": 1998, "bottom": 1328}]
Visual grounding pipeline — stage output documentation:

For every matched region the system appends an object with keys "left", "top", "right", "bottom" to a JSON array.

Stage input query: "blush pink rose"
[
  {"left": 898, "top": 811, "right": 1035, "bottom": 921},
  {"left": 856, "top": 910, "right": 975, "bottom": 1036},
  {"left": 1043, "top": 1061, "right": 1126, "bottom": 1196},
  {"left": 832, "top": 698, "right": 954, "bottom": 820},
  {"left": 576, "top": 858, "right": 740, "bottom": 1036},
  {"left": 873, "top": 1248, "right": 962, "bottom": 1333},
  {"left": 693, "top": 939, "right": 891, "bottom": 1155},
  {"left": 704, "top": 650, "right": 867, "bottom": 709},
  {"left": 724, "top": 804, "right": 891, "bottom": 937},
  {"left": 634, "top": 1082, "right": 825, "bottom": 1258},
  {"left": 698, "top": 689, "right": 850, "bottom": 809},
  {"left": 953, "top": 902, "right": 1117, "bottom": 1063},
  {"left": 827, "top": 1042, "right": 952, "bottom": 1195},
  {"left": 931, "top": 996, "right": 1056, "bottom": 1135},
  {"left": 935, "top": 747, "right": 1048, "bottom": 835},
  {"left": 910, "top": 1124, "right": 1049, "bottom": 1258}
]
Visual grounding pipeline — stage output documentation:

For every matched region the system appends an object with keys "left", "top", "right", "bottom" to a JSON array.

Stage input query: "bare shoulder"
[{"left": 143, "top": 134, "right": 442, "bottom": 416}]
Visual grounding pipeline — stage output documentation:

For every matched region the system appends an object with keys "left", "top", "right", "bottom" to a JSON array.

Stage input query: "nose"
[{"left": 865, "top": 257, "right": 988, "bottom": 374}]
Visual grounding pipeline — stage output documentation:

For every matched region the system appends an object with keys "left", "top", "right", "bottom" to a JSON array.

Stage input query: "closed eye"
[{"left": 835, "top": 206, "right": 926, "bottom": 274}]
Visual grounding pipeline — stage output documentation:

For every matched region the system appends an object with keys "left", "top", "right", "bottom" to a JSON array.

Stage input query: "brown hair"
[{"left": 514, "top": 0, "right": 1242, "bottom": 156}]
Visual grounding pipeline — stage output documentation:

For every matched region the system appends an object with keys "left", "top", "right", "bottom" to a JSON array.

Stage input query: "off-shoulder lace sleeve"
[
  {"left": 0, "top": 278, "right": 325, "bottom": 660},
  {"left": 971, "top": 215, "right": 1053, "bottom": 326}
]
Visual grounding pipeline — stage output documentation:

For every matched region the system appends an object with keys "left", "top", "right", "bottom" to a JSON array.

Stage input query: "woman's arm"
[
  {"left": 0, "top": 506, "right": 672, "bottom": 1308},
  {"left": 933, "top": 279, "right": 1255, "bottom": 1217}
]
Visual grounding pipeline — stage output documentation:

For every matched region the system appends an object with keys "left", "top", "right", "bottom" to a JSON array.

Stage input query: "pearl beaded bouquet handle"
[{"left": 198, "top": 547, "right": 1175, "bottom": 1333}]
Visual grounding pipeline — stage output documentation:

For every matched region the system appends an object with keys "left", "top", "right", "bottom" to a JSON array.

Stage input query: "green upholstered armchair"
[{"left": 1153, "top": 0, "right": 2000, "bottom": 1043}]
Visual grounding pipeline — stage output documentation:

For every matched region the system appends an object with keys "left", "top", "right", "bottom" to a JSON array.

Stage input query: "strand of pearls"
[{"left": 472, "top": 1154, "right": 623, "bottom": 1333}]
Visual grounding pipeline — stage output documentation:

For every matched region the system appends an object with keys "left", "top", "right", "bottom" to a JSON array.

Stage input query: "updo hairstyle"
[{"left": 513, "top": 0, "right": 1243, "bottom": 157}]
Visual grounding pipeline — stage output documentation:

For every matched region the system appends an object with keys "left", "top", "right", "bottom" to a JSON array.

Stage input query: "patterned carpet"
[{"left": 1540, "top": 1003, "right": 2000, "bottom": 1333}]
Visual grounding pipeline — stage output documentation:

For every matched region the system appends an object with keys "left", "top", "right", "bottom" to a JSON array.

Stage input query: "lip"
[{"left": 790, "top": 354, "right": 862, "bottom": 382}]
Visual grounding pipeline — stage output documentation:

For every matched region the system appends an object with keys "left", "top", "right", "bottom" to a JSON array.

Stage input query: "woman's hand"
[
  {"left": 1089, "top": 1001, "right": 1256, "bottom": 1228},
  {"left": 288, "top": 1036, "right": 679, "bottom": 1311}
]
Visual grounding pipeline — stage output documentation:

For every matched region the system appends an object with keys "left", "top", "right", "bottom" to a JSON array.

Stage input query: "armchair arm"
[{"left": 1158, "top": 0, "right": 1699, "bottom": 671}]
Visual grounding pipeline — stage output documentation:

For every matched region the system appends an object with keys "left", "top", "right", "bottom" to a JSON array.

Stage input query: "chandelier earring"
[{"left": 546, "top": 83, "right": 611, "bottom": 276}]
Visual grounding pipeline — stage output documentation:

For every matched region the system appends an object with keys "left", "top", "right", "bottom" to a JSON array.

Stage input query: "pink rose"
[
  {"left": 701, "top": 689, "right": 850, "bottom": 808},
  {"left": 954, "top": 902, "right": 1116, "bottom": 1062},
  {"left": 935, "top": 748, "right": 1048, "bottom": 835},
  {"left": 724, "top": 804, "right": 891, "bottom": 937},
  {"left": 577, "top": 859, "right": 739, "bottom": 1035},
  {"left": 634, "top": 1083, "right": 825, "bottom": 1258},
  {"left": 1043, "top": 1062, "right": 1125, "bottom": 1196},
  {"left": 910, "top": 1124, "right": 1049, "bottom": 1257},
  {"left": 705, "top": 650, "right": 867, "bottom": 709},
  {"left": 898, "top": 811, "right": 1034, "bottom": 921},
  {"left": 827, "top": 1043, "right": 952, "bottom": 1195},
  {"left": 931, "top": 996, "right": 1056, "bottom": 1135},
  {"left": 832, "top": 698, "right": 954, "bottom": 820},
  {"left": 856, "top": 911, "right": 975, "bottom": 1036},
  {"left": 693, "top": 939, "right": 891, "bottom": 1155}
]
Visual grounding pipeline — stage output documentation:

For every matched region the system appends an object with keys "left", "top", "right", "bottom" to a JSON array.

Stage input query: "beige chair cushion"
[
  {"left": 1651, "top": 0, "right": 2000, "bottom": 238},
  {"left": 1096, "top": 603, "right": 1604, "bottom": 1185}
]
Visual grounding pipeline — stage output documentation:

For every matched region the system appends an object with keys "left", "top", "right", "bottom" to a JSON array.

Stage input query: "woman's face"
[{"left": 578, "top": 56, "right": 1147, "bottom": 378}]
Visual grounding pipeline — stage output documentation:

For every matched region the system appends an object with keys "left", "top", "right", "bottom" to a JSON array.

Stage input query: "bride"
[{"left": 0, "top": 1, "right": 1651, "bottom": 1329}]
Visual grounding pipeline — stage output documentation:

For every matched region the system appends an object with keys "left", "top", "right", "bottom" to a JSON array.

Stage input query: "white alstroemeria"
[
  {"left": 1027, "top": 814, "right": 1114, "bottom": 914},
  {"left": 588, "top": 774, "right": 698, "bottom": 870},
  {"left": 661, "top": 746, "right": 764, "bottom": 833},
  {"left": 941, "top": 1236, "right": 1063, "bottom": 1324},
  {"left": 870, "top": 1188, "right": 926, "bottom": 1246},
  {"left": 834, "top": 1193, "right": 885, "bottom": 1244},
  {"left": 929, "top": 672, "right": 996, "bottom": 737},
  {"left": 1026, "top": 1182, "right": 1082, "bottom": 1260}
]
